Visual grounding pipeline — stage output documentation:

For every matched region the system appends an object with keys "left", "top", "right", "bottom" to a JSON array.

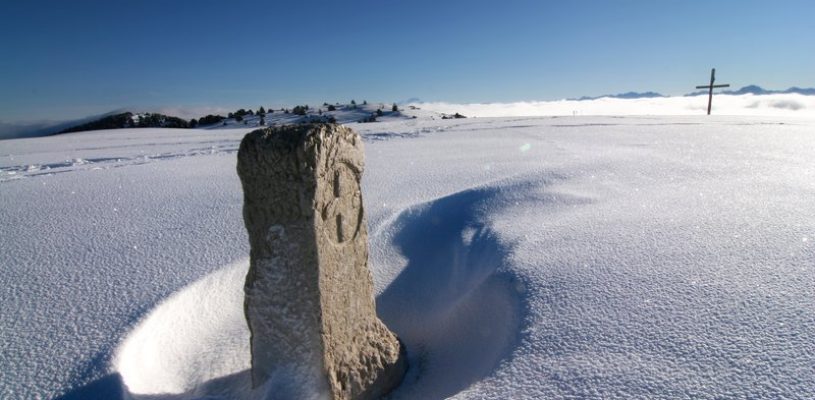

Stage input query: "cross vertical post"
[
  {"left": 706, "top": 69, "right": 716, "bottom": 115},
  {"left": 695, "top": 68, "right": 730, "bottom": 115}
]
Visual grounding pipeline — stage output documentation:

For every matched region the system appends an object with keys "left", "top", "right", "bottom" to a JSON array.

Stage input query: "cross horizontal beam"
[{"left": 696, "top": 84, "right": 731, "bottom": 89}]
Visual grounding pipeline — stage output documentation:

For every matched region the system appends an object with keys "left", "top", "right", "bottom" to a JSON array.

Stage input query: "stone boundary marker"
[{"left": 237, "top": 124, "right": 407, "bottom": 399}]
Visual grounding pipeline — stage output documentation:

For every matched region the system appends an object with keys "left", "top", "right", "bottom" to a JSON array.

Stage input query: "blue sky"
[{"left": 1, "top": 0, "right": 813, "bottom": 122}]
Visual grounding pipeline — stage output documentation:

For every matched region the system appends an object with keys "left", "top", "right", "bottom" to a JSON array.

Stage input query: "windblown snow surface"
[{"left": 1, "top": 115, "right": 814, "bottom": 399}]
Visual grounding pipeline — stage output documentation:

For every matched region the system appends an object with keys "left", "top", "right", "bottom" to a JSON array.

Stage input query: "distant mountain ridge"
[
  {"left": 575, "top": 85, "right": 815, "bottom": 100},
  {"left": 685, "top": 85, "right": 815, "bottom": 97},
  {"left": 573, "top": 91, "right": 666, "bottom": 101}
]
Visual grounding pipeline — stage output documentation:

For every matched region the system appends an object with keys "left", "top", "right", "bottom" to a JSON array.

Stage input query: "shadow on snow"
[{"left": 377, "top": 186, "right": 524, "bottom": 399}]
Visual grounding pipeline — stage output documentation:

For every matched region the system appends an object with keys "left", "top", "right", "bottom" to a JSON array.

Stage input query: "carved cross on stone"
[
  {"left": 322, "top": 164, "right": 362, "bottom": 244},
  {"left": 237, "top": 124, "right": 406, "bottom": 399}
]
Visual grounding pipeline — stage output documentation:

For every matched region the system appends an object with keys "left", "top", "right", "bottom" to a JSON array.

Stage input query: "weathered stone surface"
[{"left": 237, "top": 124, "right": 406, "bottom": 399}]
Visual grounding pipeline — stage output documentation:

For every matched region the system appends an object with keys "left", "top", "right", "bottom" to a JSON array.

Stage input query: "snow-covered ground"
[{"left": 1, "top": 115, "right": 814, "bottom": 399}]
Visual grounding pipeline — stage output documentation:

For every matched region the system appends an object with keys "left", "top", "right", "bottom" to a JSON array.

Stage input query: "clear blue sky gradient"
[{"left": 1, "top": 0, "right": 813, "bottom": 121}]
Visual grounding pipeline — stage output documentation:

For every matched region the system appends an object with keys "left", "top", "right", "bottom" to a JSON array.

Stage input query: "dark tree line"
[
  {"left": 138, "top": 113, "right": 189, "bottom": 128},
  {"left": 59, "top": 112, "right": 191, "bottom": 134},
  {"left": 195, "top": 114, "right": 226, "bottom": 126},
  {"left": 292, "top": 105, "right": 308, "bottom": 116}
]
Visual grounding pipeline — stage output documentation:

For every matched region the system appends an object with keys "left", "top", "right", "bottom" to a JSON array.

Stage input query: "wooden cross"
[{"left": 695, "top": 68, "right": 730, "bottom": 115}]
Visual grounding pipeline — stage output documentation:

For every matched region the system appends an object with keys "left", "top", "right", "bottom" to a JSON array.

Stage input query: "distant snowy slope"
[
  {"left": 1, "top": 116, "right": 814, "bottom": 399},
  {"left": 0, "top": 110, "right": 129, "bottom": 140}
]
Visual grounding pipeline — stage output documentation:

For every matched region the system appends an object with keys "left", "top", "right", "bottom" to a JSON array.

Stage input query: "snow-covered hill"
[
  {"left": 200, "top": 103, "right": 414, "bottom": 129},
  {"left": 1, "top": 115, "right": 814, "bottom": 399},
  {"left": 0, "top": 103, "right": 416, "bottom": 140}
]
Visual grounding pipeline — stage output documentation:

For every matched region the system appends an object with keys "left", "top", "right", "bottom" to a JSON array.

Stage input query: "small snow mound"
[{"left": 114, "top": 260, "right": 251, "bottom": 397}]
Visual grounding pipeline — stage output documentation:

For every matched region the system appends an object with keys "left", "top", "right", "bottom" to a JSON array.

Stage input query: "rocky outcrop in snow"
[{"left": 236, "top": 124, "right": 406, "bottom": 399}]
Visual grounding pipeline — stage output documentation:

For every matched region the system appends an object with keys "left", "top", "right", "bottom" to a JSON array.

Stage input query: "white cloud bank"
[{"left": 413, "top": 93, "right": 815, "bottom": 118}]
